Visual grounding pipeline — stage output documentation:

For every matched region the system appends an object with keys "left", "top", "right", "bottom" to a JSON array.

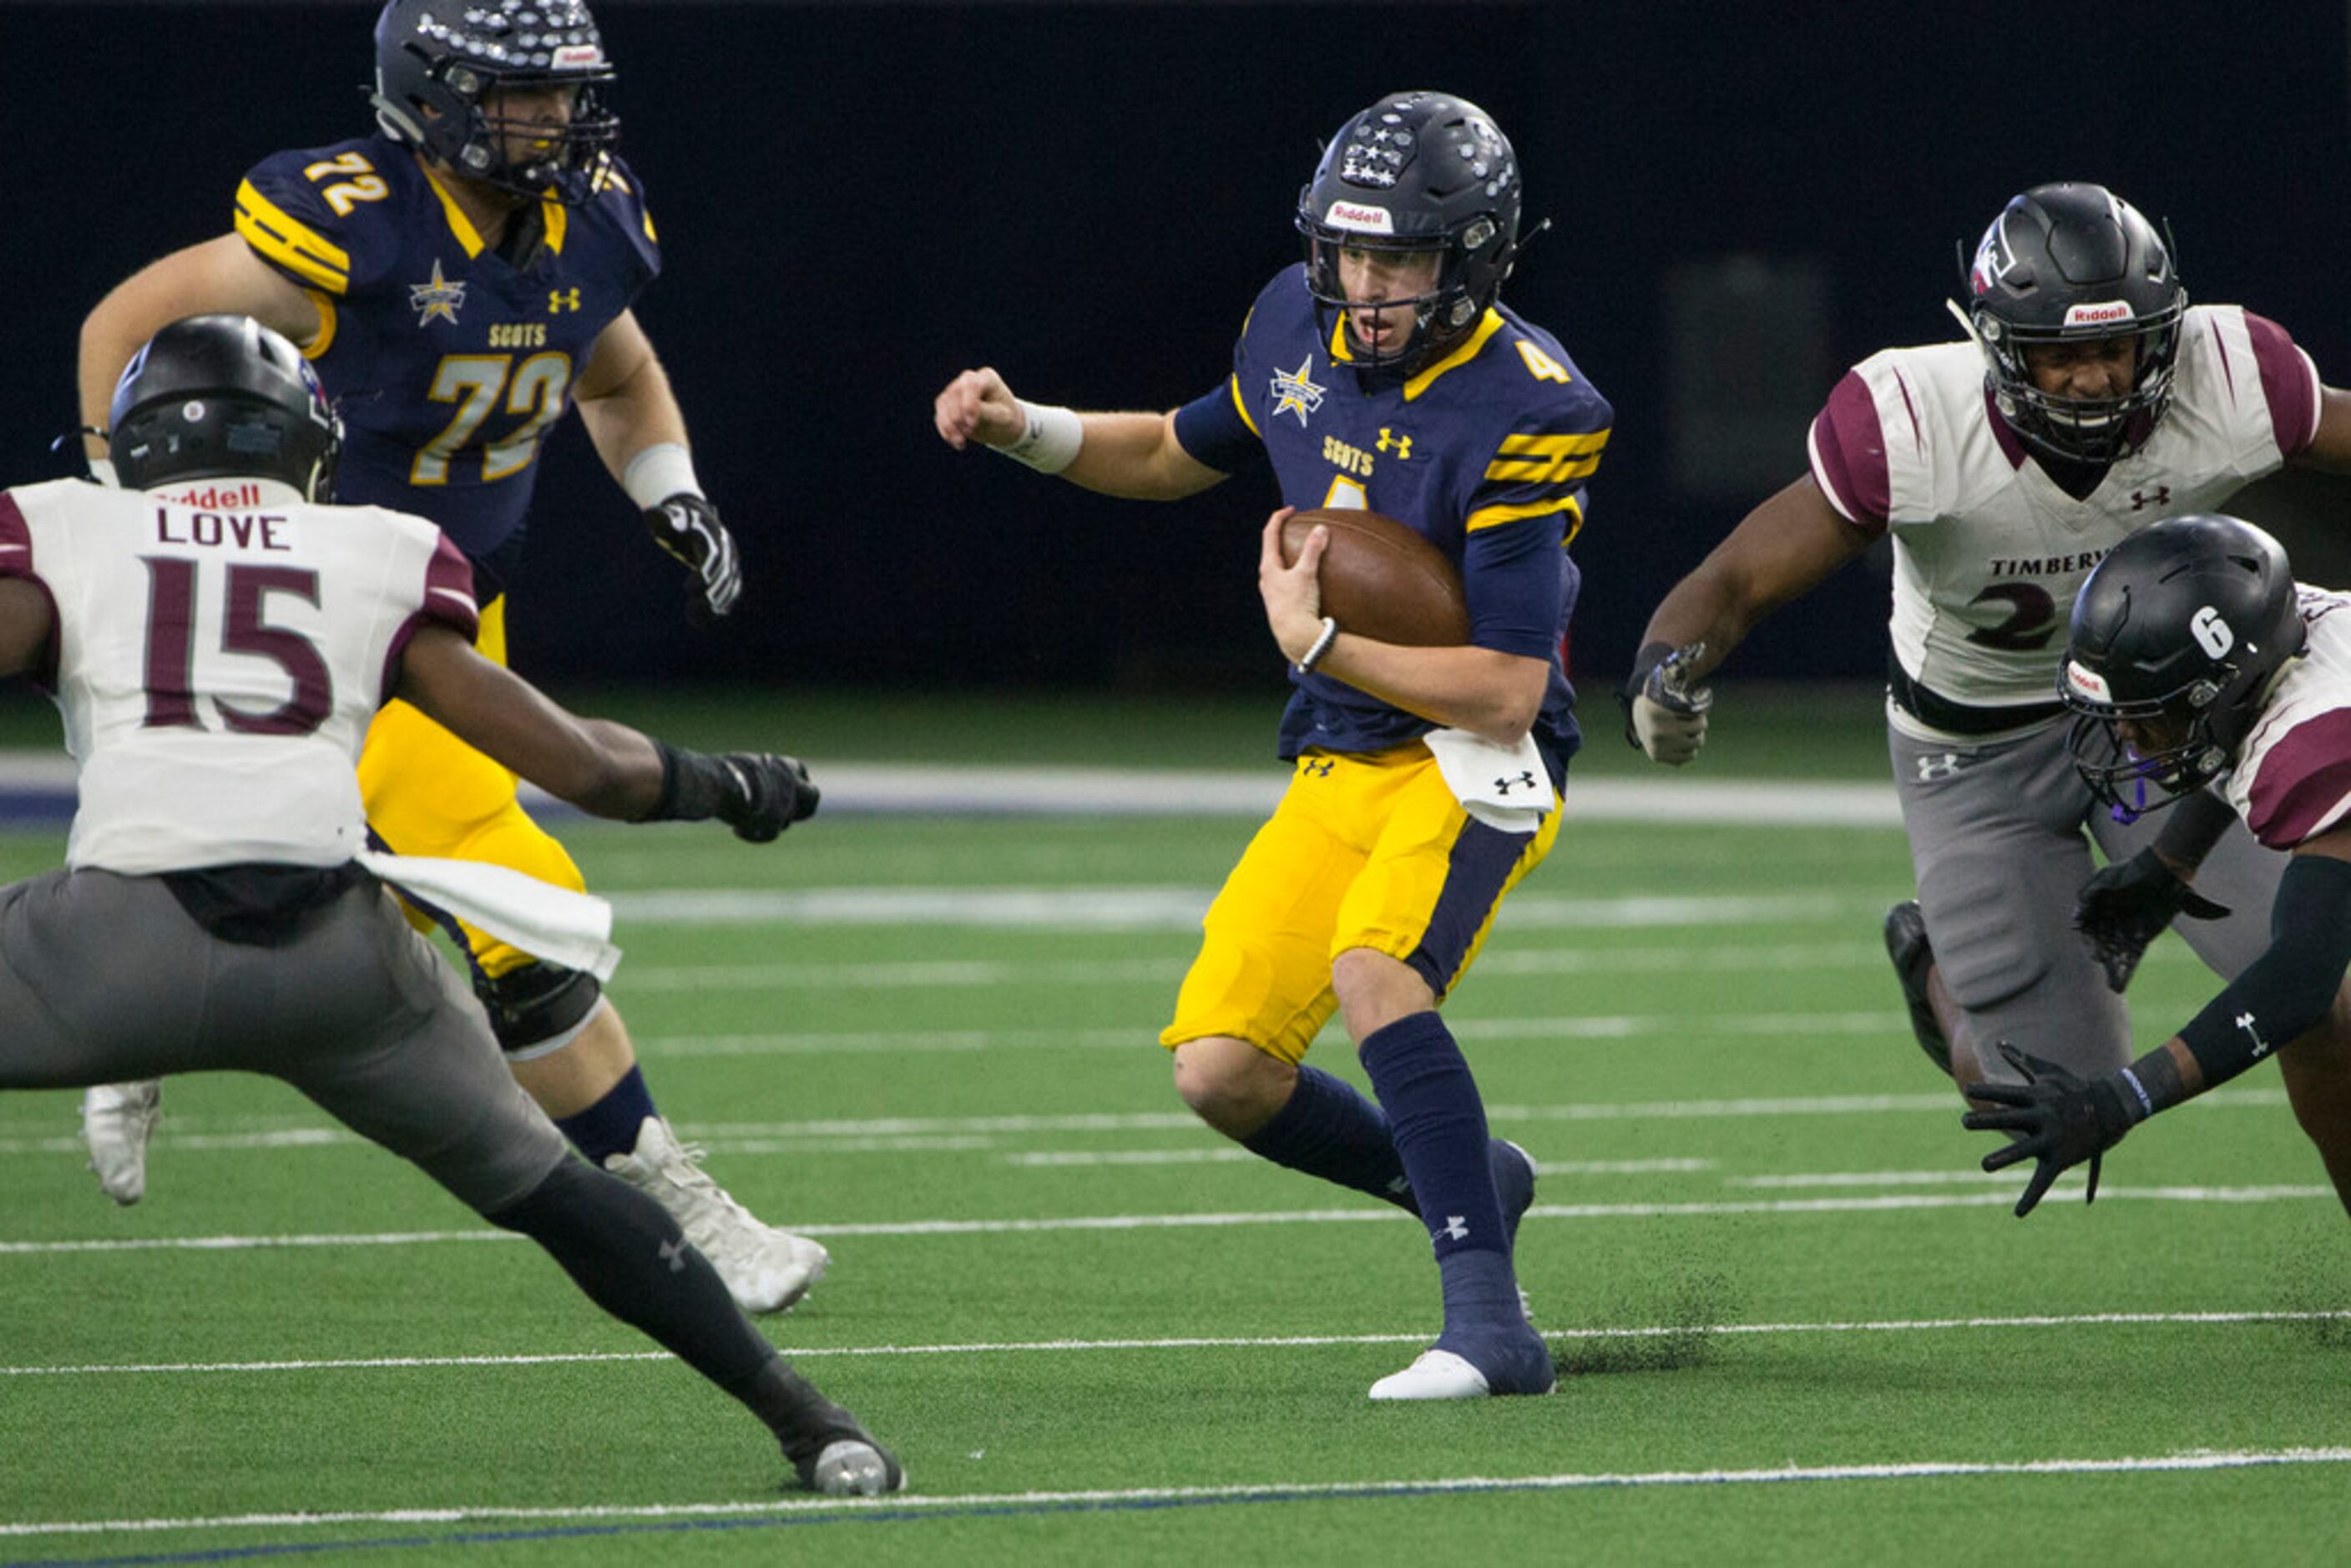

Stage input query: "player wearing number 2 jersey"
[
  {"left": 1627, "top": 182, "right": 2351, "bottom": 1106},
  {"left": 72, "top": 0, "right": 822, "bottom": 1318}
]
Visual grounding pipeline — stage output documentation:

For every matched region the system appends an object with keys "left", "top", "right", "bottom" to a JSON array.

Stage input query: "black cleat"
[{"left": 1883, "top": 901, "right": 1954, "bottom": 1078}]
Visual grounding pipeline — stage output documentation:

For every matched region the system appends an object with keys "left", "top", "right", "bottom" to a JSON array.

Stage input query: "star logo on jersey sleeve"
[
  {"left": 1269, "top": 357, "right": 1327, "bottom": 427},
  {"left": 408, "top": 259, "right": 468, "bottom": 327}
]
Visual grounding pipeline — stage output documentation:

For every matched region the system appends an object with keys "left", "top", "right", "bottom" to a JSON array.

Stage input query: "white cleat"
[
  {"left": 604, "top": 1115, "right": 829, "bottom": 1315},
  {"left": 81, "top": 1080, "right": 163, "bottom": 1206},
  {"left": 809, "top": 1439, "right": 906, "bottom": 1497},
  {"left": 1369, "top": 1349, "right": 1492, "bottom": 1400}
]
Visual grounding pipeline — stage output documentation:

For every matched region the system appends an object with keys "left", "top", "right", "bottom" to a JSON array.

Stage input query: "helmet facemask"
[
  {"left": 372, "top": 0, "right": 620, "bottom": 207},
  {"left": 1294, "top": 92, "right": 1526, "bottom": 378},
  {"left": 1975, "top": 308, "right": 2185, "bottom": 467},
  {"left": 2061, "top": 677, "right": 2237, "bottom": 822}
]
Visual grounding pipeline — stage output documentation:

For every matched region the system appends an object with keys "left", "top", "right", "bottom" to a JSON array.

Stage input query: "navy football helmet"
[
  {"left": 370, "top": 0, "right": 619, "bottom": 205},
  {"left": 109, "top": 316, "right": 341, "bottom": 501},
  {"left": 1964, "top": 183, "right": 2187, "bottom": 467},
  {"left": 2060, "top": 513, "right": 2303, "bottom": 816},
  {"left": 1295, "top": 92, "right": 1532, "bottom": 376}
]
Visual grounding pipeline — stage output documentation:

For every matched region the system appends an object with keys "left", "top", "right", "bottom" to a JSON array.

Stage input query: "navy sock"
[
  {"left": 1241, "top": 1065, "right": 1416, "bottom": 1211},
  {"left": 1358, "top": 1011, "right": 1523, "bottom": 1330},
  {"left": 554, "top": 1065, "right": 660, "bottom": 1166}
]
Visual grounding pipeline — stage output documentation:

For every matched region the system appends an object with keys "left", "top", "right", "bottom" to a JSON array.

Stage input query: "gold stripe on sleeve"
[{"left": 234, "top": 180, "right": 352, "bottom": 295}]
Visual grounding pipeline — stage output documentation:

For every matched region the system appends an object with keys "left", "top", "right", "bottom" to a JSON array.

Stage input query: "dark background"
[{"left": 7, "top": 1, "right": 2348, "bottom": 696}]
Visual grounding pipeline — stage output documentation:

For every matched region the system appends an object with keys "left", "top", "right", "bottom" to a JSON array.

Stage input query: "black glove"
[
  {"left": 1960, "top": 1042, "right": 2135, "bottom": 1217},
  {"left": 1616, "top": 640, "right": 1712, "bottom": 763},
  {"left": 2072, "top": 847, "right": 2232, "bottom": 994},
  {"left": 650, "top": 744, "right": 819, "bottom": 842},
  {"left": 644, "top": 493, "right": 743, "bottom": 621}
]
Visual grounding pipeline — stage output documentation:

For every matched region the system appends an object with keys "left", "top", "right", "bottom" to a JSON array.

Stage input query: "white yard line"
[
  {"left": 0, "top": 1181, "right": 2333, "bottom": 1257},
  {"left": 10, "top": 1308, "right": 2344, "bottom": 1381},
  {"left": 3, "top": 1446, "right": 2343, "bottom": 1540}
]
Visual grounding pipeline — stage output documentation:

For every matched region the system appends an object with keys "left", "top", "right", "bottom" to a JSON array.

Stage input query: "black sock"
[{"left": 1241, "top": 1064, "right": 1417, "bottom": 1211}]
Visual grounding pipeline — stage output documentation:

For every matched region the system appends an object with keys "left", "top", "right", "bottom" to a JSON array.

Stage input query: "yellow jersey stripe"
[
  {"left": 417, "top": 161, "right": 487, "bottom": 257},
  {"left": 303, "top": 290, "right": 337, "bottom": 358},
  {"left": 1496, "top": 430, "right": 1610, "bottom": 458},
  {"left": 1403, "top": 309, "right": 1506, "bottom": 401},
  {"left": 1228, "top": 373, "right": 1261, "bottom": 438},
  {"left": 1484, "top": 453, "right": 1604, "bottom": 483},
  {"left": 234, "top": 180, "right": 351, "bottom": 294},
  {"left": 1466, "top": 493, "right": 1583, "bottom": 535}
]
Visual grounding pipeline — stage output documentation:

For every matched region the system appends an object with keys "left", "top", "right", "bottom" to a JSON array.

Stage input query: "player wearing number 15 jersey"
[
  {"left": 1626, "top": 181, "right": 2351, "bottom": 1109},
  {"left": 73, "top": 0, "right": 823, "bottom": 1318},
  {"left": 938, "top": 93, "right": 1610, "bottom": 1402}
]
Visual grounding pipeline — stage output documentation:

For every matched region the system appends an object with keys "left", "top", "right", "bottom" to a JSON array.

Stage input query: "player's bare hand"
[
  {"left": 1257, "top": 507, "right": 1326, "bottom": 662},
  {"left": 933, "top": 367, "right": 1025, "bottom": 451}
]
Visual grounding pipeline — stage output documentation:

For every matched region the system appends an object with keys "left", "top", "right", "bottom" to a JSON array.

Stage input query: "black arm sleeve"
[
  {"left": 2175, "top": 853, "right": 2351, "bottom": 1090},
  {"left": 2151, "top": 787, "right": 2240, "bottom": 872}
]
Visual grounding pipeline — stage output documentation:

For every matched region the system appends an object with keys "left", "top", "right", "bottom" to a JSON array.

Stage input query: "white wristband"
[
  {"left": 1297, "top": 616, "right": 1340, "bottom": 674},
  {"left": 88, "top": 456, "right": 119, "bottom": 488},
  {"left": 622, "top": 442, "right": 703, "bottom": 508},
  {"left": 998, "top": 401, "right": 1084, "bottom": 474}
]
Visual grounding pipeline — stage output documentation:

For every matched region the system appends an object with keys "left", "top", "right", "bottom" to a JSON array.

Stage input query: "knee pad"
[{"left": 474, "top": 962, "right": 604, "bottom": 1059}]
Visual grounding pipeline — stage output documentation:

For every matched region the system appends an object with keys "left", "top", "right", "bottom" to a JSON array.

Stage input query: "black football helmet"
[
  {"left": 1295, "top": 92, "right": 1532, "bottom": 376},
  {"left": 2060, "top": 513, "right": 2303, "bottom": 817},
  {"left": 1964, "top": 183, "right": 2187, "bottom": 467},
  {"left": 370, "top": 0, "right": 619, "bottom": 205},
  {"left": 108, "top": 315, "right": 342, "bottom": 501}
]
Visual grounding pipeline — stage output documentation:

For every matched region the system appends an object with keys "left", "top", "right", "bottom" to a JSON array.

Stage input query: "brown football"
[{"left": 1278, "top": 507, "right": 1470, "bottom": 647}]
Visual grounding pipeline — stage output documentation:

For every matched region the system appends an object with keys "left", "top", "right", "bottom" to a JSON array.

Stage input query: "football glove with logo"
[
  {"left": 645, "top": 493, "right": 743, "bottom": 621},
  {"left": 648, "top": 744, "right": 819, "bottom": 842},
  {"left": 1962, "top": 1042, "right": 2135, "bottom": 1217},
  {"left": 1618, "top": 640, "right": 1712, "bottom": 765},
  {"left": 2072, "top": 847, "right": 2232, "bottom": 994}
]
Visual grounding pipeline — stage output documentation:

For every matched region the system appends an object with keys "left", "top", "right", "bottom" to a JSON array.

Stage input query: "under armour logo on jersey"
[
  {"left": 658, "top": 1237, "right": 689, "bottom": 1273},
  {"left": 1436, "top": 1215, "right": 1471, "bottom": 1242},
  {"left": 2129, "top": 486, "right": 2173, "bottom": 512},
  {"left": 1492, "top": 769, "right": 1538, "bottom": 796},
  {"left": 1301, "top": 757, "right": 1335, "bottom": 778},
  {"left": 1270, "top": 357, "right": 1327, "bottom": 427},
  {"left": 1376, "top": 427, "right": 1413, "bottom": 460},
  {"left": 408, "top": 259, "right": 467, "bottom": 326},
  {"left": 549, "top": 288, "right": 583, "bottom": 313},
  {"left": 2237, "top": 1011, "right": 2272, "bottom": 1059}
]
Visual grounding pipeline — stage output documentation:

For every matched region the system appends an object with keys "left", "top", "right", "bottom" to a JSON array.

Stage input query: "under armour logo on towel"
[{"left": 1492, "top": 769, "right": 1537, "bottom": 796}]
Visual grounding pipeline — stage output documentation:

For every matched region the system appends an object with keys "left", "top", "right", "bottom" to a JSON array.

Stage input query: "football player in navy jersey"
[
  {"left": 73, "top": 0, "right": 822, "bottom": 1318},
  {"left": 936, "top": 92, "right": 1610, "bottom": 1400}
]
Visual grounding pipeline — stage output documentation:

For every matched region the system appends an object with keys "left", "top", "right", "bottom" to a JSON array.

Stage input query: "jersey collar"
[
  {"left": 417, "top": 157, "right": 569, "bottom": 260},
  {"left": 1326, "top": 307, "right": 1508, "bottom": 402}
]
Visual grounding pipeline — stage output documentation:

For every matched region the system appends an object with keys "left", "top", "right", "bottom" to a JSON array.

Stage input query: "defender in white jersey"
[
  {"left": 0, "top": 316, "right": 900, "bottom": 1495},
  {"left": 1625, "top": 183, "right": 2351, "bottom": 1093},
  {"left": 1965, "top": 514, "right": 2351, "bottom": 1218}
]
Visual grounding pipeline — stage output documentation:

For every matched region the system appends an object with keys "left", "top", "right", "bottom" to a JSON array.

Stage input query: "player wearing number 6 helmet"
[
  {"left": 1961, "top": 513, "right": 2351, "bottom": 1220},
  {"left": 0, "top": 315, "right": 891, "bottom": 1494},
  {"left": 1625, "top": 182, "right": 2351, "bottom": 1110},
  {"left": 71, "top": 2, "right": 819, "bottom": 1318},
  {"left": 938, "top": 92, "right": 1612, "bottom": 1401}
]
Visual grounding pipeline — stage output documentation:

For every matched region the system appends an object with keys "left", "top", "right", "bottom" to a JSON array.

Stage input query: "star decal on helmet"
[
  {"left": 409, "top": 259, "right": 468, "bottom": 327},
  {"left": 1269, "top": 357, "right": 1327, "bottom": 427}
]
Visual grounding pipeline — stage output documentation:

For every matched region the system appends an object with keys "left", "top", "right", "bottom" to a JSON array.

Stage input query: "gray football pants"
[
  {"left": 1891, "top": 719, "right": 2283, "bottom": 1081},
  {"left": 0, "top": 867, "right": 568, "bottom": 1213}
]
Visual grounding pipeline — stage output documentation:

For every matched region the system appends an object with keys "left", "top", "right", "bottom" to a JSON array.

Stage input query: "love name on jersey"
[{"left": 153, "top": 507, "right": 293, "bottom": 552}]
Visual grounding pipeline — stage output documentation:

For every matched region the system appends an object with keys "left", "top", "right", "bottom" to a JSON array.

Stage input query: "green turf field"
[{"left": 3, "top": 690, "right": 2348, "bottom": 1565}]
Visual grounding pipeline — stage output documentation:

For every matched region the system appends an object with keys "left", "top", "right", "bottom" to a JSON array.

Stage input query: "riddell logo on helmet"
[
  {"left": 552, "top": 44, "right": 604, "bottom": 69},
  {"left": 2063, "top": 662, "right": 2112, "bottom": 703},
  {"left": 157, "top": 481, "right": 265, "bottom": 510},
  {"left": 2064, "top": 301, "right": 2136, "bottom": 327},
  {"left": 1327, "top": 201, "right": 1395, "bottom": 235}
]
